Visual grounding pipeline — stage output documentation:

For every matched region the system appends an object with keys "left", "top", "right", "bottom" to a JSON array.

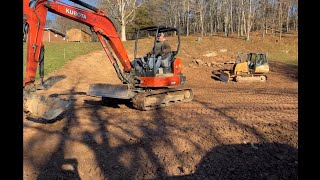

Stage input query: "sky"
[{"left": 47, "top": 0, "right": 98, "bottom": 20}]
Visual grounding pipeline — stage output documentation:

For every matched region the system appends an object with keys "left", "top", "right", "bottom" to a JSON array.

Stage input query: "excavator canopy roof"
[{"left": 138, "top": 26, "right": 178, "bottom": 33}]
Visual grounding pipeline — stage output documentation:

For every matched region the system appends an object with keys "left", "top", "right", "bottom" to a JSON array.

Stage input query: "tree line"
[{"left": 49, "top": 0, "right": 298, "bottom": 41}]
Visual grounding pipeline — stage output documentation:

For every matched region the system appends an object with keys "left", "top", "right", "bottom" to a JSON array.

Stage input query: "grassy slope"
[
  {"left": 178, "top": 32, "right": 297, "bottom": 65},
  {"left": 124, "top": 32, "right": 297, "bottom": 65},
  {"left": 23, "top": 42, "right": 102, "bottom": 78},
  {"left": 23, "top": 32, "right": 298, "bottom": 79}
]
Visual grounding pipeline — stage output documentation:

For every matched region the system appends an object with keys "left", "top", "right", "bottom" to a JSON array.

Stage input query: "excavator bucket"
[
  {"left": 219, "top": 71, "right": 231, "bottom": 82},
  {"left": 23, "top": 91, "right": 72, "bottom": 120},
  {"left": 87, "top": 83, "right": 136, "bottom": 99}
]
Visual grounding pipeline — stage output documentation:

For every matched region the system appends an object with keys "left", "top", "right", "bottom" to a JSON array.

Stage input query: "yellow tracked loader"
[{"left": 219, "top": 53, "right": 269, "bottom": 82}]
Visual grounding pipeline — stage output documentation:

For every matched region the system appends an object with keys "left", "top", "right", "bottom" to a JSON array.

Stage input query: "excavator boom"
[{"left": 23, "top": 0, "right": 131, "bottom": 87}]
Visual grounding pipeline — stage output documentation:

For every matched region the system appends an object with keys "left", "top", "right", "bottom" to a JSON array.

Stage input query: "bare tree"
[
  {"left": 246, "top": 0, "right": 252, "bottom": 41},
  {"left": 230, "top": 0, "right": 234, "bottom": 34},
  {"left": 223, "top": 0, "right": 229, "bottom": 37},
  {"left": 92, "top": 0, "right": 298, "bottom": 40},
  {"left": 241, "top": 0, "right": 246, "bottom": 36},
  {"left": 208, "top": 0, "right": 215, "bottom": 35},
  {"left": 187, "top": 0, "right": 190, "bottom": 36},
  {"left": 284, "top": 0, "right": 292, "bottom": 32},
  {"left": 101, "top": 0, "right": 143, "bottom": 41},
  {"left": 278, "top": 0, "right": 283, "bottom": 40},
  {"left": 262, "top": 0, "right": 267, "bottom": 38},
  {"left": 195, "top": 0, "right": 206, "bottom": 37}
]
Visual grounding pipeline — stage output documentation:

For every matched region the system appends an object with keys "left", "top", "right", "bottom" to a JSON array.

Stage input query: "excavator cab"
[
  {"left": 247, "top": 53, "right": 269, "bottom": 73},
  {"left": 131, "top": 26, "right": 180, "bottom": 78}
]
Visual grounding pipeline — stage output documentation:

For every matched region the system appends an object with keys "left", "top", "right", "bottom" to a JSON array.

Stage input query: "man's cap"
[{"left": 157, "top": 33, "right": 164, "bottom": 37}]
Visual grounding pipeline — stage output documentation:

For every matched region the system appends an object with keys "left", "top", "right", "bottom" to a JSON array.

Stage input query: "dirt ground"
[{"left": 23, "top": 50, "right": 298, "bottom": 180}]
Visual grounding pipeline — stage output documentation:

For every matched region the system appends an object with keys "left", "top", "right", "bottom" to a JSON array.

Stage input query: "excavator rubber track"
[{"left": 132, "top": 87, "right": 194, "bottom": 110}]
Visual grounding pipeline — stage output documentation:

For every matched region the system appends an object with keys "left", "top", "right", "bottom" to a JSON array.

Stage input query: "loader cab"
[
  {"left": 247, "top": 53, "right": 269, "bottom": 73},
  {"left": 133, "top": 26, "right": 180, "bottom": 77}
]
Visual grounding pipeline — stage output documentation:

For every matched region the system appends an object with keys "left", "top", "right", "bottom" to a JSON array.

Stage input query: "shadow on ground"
[
  {"left": 36, "top": 75, "right": 67, "bottom": 90},
  {"left": 23, "top": 82, "right": 297, "bottom": 180},
  {"left": 269, "top": 61, "right": 298, "bottom": 80},
  {"left": 169, "top": 143, "right": 297, "bottom": 180}
]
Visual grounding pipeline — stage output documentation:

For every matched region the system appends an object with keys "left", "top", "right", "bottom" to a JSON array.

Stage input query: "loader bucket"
[
  {"left": 219, "top": 71, "right": 231, "bottom": 82},
  {"left": 23, "top": 91, "right": 72, "bottom": 120},
  {"left": 87, "top": 83, "right": 136, "bottom": 99}
]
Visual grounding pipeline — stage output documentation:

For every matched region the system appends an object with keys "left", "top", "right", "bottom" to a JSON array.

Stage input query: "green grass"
[
  {"left": 265, "top": 42, "right": 298, "bottom": 65},
  {"left": 268, "top": 52, "right": 297, "bottom": 65},
  {"left": 23, "top": 42, "right": 102, "bottom": 79}
]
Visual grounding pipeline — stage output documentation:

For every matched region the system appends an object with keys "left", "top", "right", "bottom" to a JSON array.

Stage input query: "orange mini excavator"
[{"left": 23, "top": 0, "right": 193, "bottom": 120}]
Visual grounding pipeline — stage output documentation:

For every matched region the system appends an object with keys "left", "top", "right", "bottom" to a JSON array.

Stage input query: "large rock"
[
  {"left": 219, "top": 49, "right": 228, "bottom": 53},
  {"left": 194, "top": 59, "right": 205, "bottom": 65},
  {"left": 203, "top": 52, "right": 218, "bottom": 57}
]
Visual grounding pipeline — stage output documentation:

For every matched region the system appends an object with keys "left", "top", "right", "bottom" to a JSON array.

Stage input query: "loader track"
[
  {"left": 132, "top": 87, "right": 194, "bottom": 110},
  {"left": 235, "top": 74, "right": 267, "bottom": 82}
]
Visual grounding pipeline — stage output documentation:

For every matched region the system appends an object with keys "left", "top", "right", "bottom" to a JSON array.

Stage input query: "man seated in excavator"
[
  {"left": 150, "top": 32, "right": 172, "bottom": 72},
  {"left": 23, "top": 0, "right": 193, "bottom": 121},
  {"left": 131, "top": 32, "right": 173, "bottom": 75}
]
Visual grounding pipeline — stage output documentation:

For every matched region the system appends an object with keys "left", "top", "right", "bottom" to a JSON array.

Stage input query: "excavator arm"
[
  {"left": 23, "top": 0, "right": 132, "bottom": 87},
  {"left": 23, "top": 0, "right": 134, "bottom": 120}
]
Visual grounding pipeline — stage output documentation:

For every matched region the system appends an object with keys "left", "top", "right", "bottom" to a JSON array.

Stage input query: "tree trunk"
[
  {"left": 224, "top": 0, "right": 229, "bottom": 37},
  {"left": 182, "top": 0, "right": 186, "bottom": 32},
  {"left": 272, "top": 0, "right": 276, "bottom": 36},
  {"left": 209, "top": 3, "right": 213, "bottom": 35},
  {"left": 193, "top": 23, "right": 196, "bottom": 33},
  {"left": 187, "top": 0, "right": 190, "bottom": 36},
  {"left": 266, "top": 21, "right": 268, "bottom": 34},
  {"left": 295, "top": 15, "right": 298, "bottom": 31},
  {"left": 241, "top": 0, "right": 245, "bottom": 36},
  {"left": 215, "top": 14, "right": 217, "bottom": 33},
  {"left": 294, "top": 15, "right": 297, "bottom": 31},
  {"left": 286, "top": 4, "right": 291, "bottom": 32},
  {"left": 200, "top": 7, "right": 204, "bottom": 37},
  {"left": 262, "top": 0, "right": 266, "bottom": 39},
  {"left": 238, "top": 6, "right": 241, "bottom": 37},
  {"left": 215, "top": 2, "right": 218, "bottom": 33},
  {"left": 121, "top": 22, "right": 126, "bottom": 41},
  {"left": 230, "top": 0, "right": 233, "bottom": 34},
  {"left": 246, "top": 0, "right": 252, "bottom": 41},
  {"left": 243, "top": 13, "right": 246, "bottom": 36},
  {"left": 174, "top": 13, "right": 177, "bottom": 28},
  {"left": 278, "top": 0, "right": 282, "bottom": 40}
]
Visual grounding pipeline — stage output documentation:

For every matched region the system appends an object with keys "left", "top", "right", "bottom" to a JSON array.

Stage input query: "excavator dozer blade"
[
  {"left": 219, "top": 71, "right": 231, "bottom": 82},
  {"left": 87, "top": 83, "right": 136, "bottom": 99},
  {"left": 23, "top": 92, "right": 72, "bottom": 120}
]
